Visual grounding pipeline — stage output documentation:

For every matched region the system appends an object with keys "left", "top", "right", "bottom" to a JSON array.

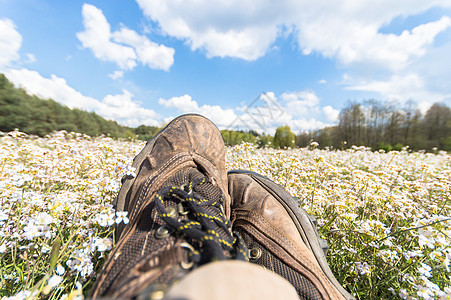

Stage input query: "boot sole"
[{"left": 228, "top": 170, "right": 354, "bottom": 300}]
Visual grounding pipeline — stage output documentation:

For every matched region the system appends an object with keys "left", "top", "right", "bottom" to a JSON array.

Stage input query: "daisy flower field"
[{"left": 1, "top": 131, "right": 450, "bottom": 299}]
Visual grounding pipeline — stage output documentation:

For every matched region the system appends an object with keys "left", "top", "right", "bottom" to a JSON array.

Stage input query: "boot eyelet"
[
  {"left": 249, "top": 247, "right": 262, "bottom": 260},
  {"left": 178, "top": 203, "right": 189, "bottom": 215},
  {"left": 166, "top": 206, "right": 178, "bottom": 218},
  {"left": 180, "top": 242, "right": 195, "bottom": 269},
  {"left": 156, "top": 226, "right": 170, "bottom": 239}
]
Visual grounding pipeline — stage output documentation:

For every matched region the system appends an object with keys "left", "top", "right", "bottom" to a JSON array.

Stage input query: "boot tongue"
[
  {"left": 160, "top": 167, "right": 236, "bottom": 258},
  {"left": 162, "top": 167, "right": 205, "bottom": 187},
  {"left": 163, "top": 167, "right": 224, "bottom": 206}
]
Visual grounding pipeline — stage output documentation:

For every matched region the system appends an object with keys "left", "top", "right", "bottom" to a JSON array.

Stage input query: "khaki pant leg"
[{"left": 165, "top": 260, "right": 299, "bottom": 300}]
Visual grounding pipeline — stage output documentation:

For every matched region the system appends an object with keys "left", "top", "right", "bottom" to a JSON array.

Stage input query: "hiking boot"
[
  {"left": 90, "top": 114, "right": 247, "bottom": 299},
  {"left": 228, "top": 170, "right": 354, "bottom": 300}
]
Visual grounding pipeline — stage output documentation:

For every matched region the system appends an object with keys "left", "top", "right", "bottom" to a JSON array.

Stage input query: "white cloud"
[
  {"left": 318, "top": 79, "right": 327, "bottom": 84},
  {"left": 137, "top": 0, "right": 282, "bottom": 60},
  {"left": 0, "top": 18, "right": 22, "bottom": 69},
  {"left": 189, "top": 26, "right": 279, "bottom": 60},
  {"left": 243, "top": 91, "right": 338, "bottom": 132},
  {"left": 347, "top": 73, "right": 450, "bottom": 113},
  {"left": 77, "top": 4, "right": 137, "bottom": 70},
  {"left": 136, "top": 1, "right": 450, "bottom": 111},
  {"left": 299, "top": 15, "right": 451, "bottom": 71},
  {"left": 289, "top": 118, "right": 330, "bottom": 132},
  {"left": 408, "top": 39, "right": 451, "bottom": 99},
  {"left": 158, "top": 95, "right": 237, "bottom": 127},
  {"left": 157, "top": 92, "right": 330, "bottom": 133},
  {"left": 113, "top": 26, "right": 174, "bottom": 71},
  {"left": 4, "top": 68, "right": 97, "bottom": 108},
  {"left": 77, "top": 4, "right": 174, "bottom": 71},
  {"left": 159, "top": 95, "right": 199, "bottom": 111},
  {"left": 281, "top": 91, "right": 320, "bottom": 114},
  {"left": 97, "top": 90, "right": 160, "bottom": 127},
  {"left": 323, "top": 106, "right": 340, "bottom": 122},
  {"left": 278, "top": 91, "right": 339, "bottom": 131},
  {"left": 4, "top": 68, "right": 160, "bottom": 127},
  {"left": 108, "top": 70, "right": 124, "bottom": 80},
  {"left": 136, "top": 0, "right": 451, "bottom": 68},
  {"left": 159, "top": 91, "right": 337, "bottom": 134},
  {"left": 25, "top": 53, "right": 36, "bottom": 63}
]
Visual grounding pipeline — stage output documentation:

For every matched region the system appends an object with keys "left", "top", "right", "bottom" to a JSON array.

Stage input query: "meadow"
[{"left": 0, "top": 131, "right": 450, "bottom": 299}]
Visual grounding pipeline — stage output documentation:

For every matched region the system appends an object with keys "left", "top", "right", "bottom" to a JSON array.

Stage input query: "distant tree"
[
  {"left": 221, "top": 130, "right": 258, "bottom": 146},
  {"left": 403, "top": 106, "right": 426, "bottom": 150},
  {"left": 316, "top": 127, "right": 339, "bottom": 149},
  {"left": 393, "top": 143, "right": 404, "bottom": 151},
  {"left": 273, "top": 125, "right": 295, "bottom": 148},
  {"left": 134, "top": 125, "right": 160, "bottom": 141},
  {"left": 295, "top": 131, "right": 312, "bottom": 148},
  {"left": 338, "top": 102, "right": 365, "bottom": 147},
  {"left": 257, "top": 133, "right": 273, "bottom": 148},
  {"left": 2, "top": 72, "right": 451, "bottom": 151},
  {"left": 378, "top": 142, "right": 392, "bottom": 153},
  {"left": 248, "top": 130, "right": 259, "bottom": 137},
  {"left": 335, "top": 99, "right": 449, "bottom": 151},
  {"left": 0, "top": 73, "right": 136, "bottom": 138},
  {"left": 423, "top": 103, "right": 451, "bottom": 150},
  {"left": 363, "top": 99, "right": 382, "bottom": 149}
]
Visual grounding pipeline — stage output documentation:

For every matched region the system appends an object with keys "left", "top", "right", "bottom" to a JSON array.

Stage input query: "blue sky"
[{"left": 1, "top": 0, "right": 451, "bottom": 134}]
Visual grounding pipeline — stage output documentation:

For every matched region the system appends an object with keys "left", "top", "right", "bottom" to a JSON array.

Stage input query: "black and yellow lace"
[{"left": 155, "top": 176, "right": 248, "bottom": 265}]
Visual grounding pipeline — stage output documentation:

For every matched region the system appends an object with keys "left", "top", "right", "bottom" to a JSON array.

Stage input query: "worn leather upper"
[
  {"left": 123, "top": 115, "right": 231, "bottom": 223},
  {"left": 229, "top": 173, "right": 349, "bottom": 300},
  {"left": 91, "top": 114, "right": 230, "bottom": 298}
]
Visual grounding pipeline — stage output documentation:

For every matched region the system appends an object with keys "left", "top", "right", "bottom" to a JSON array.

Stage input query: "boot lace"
[{"left": 155, "top": 176, "right": 248, "bottom": 265}]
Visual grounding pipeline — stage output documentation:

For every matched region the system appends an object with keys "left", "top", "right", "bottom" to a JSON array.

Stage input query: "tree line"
[
  {"left": 0, "top": 74, "right": 159, "bottom": 140},
  {"left": 296, "top": 100, "right": 451, "bottom": 151},
  {"left": 1, "top": 73, "right": 450, "bottom": 151},
  {"left": 222, "top": 101, "right": 451, "bottom": 152}
]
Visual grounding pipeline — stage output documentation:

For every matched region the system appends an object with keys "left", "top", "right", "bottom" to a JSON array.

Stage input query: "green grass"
[{"left": 1, "top": 133, "right": 450, "bottom": 299}]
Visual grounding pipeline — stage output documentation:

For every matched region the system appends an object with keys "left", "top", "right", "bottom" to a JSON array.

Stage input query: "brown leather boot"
[
  {"left": 90, "top": 114, "right": 247, "bottom": 299},
  {"left": 228, "top": 170, "right": 355, "bottom": 300}
]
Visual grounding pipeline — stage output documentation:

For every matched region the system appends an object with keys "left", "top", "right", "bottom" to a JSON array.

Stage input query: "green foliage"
[
  {"left": 296, "top": 127, "right": 339, "bottom": 149},
  {"left": 423, "top": 103, "right": 451, "bottom": 151},
  {"left": 221, "top": 130, "right": 257, "bottom": 146},
  {"left": 0, "top": 73, "right": 262, "bottom": 145},
  {"left": 3, "top": 72, "right": 450, "bottom": 152},
  {"left": 257, "top": 133, "right": 273, "bottom": 148},
  {"left": 378, "top": 142, "right": 392, "bottom": 153},
  {"left": 444, "top": 136, "right": 451, "bottom": 152},
  {"left": 393, "top": 143, "right": 404, "bottom": 151},
  {"left": 298, "top": 99, "right": 451, "bottom": 152},
  {"left": 273, "top": 125, "right": 295, "bottom": 148},
  {"left": 135, "top": 125, "right": 160, "bottom": 141},
  {"left": 0, "top": 73, "right": 141, "bottom": 139}
]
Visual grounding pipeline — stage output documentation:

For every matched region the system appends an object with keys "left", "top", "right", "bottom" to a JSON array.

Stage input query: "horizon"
[{"left": 1, "top": 1, "right": 451, "bottom": 135}]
